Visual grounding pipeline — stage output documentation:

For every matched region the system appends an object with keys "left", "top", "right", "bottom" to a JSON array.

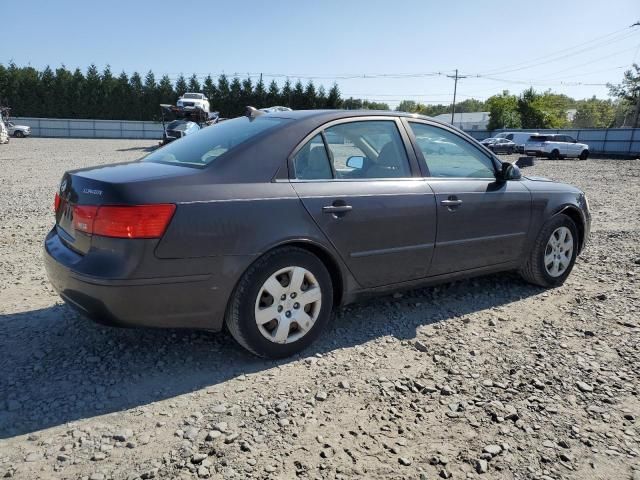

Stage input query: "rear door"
[
  {"left": 405, "top": 120, "right": 531, "bottom": 276},
  {"left": 290, "top": 118, "right": 437, "bottom": 288},
  {"left": 564, "top": 135, "right": 579, "bottom": 157}
]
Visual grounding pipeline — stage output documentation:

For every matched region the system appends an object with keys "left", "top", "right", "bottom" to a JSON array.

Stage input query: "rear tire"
[
  {"left": 548, "top": 149, "right": 560, "bottom": 160},
  {"left": 579, "top": 150, "right": 589, "bottom": 160},
  {"left": 225, "top": 247, "right": 333, "bottom": 359},
  {"left": 520, "top": 214, "right": 578, "bottom": 288}
]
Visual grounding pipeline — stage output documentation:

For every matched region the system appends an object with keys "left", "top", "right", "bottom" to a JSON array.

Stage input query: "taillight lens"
[
  {"left": 93, "top": 205, "right": 176, "bottom": 238},
  {"left": 73, "top": 205, "right": 99, "bottom": 234},
  {"left": 70, "top": 204, "right": 175, "bottom": 239},
  {"left": 54, "top": 193, "right": 61, "bottom": 212}
]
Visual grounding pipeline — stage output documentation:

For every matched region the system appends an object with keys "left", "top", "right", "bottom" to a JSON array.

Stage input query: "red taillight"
[
  {"left": 93, "top": 205, "right": 176, "bottom": 238},
  {"left": 70, "top": 204, "right": 175, "bottom": 239},
  {"left": 54, "top": 193, "right": 61, "bottom": 213},
  {"left": 73, "top": 205, "right": 99, "bottom": 234}
]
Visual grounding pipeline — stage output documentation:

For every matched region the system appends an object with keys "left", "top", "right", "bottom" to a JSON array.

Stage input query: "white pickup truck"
[
  {"left": 524, "top": 134, "right": 589, "bottom": 160},
  {"left": 176, "top": 93, "right": 210, "bottom": 112}
]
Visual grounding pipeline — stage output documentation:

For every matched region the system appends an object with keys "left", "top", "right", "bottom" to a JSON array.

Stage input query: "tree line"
[
  {"left": 0, "top": 63, "right": 348, "bottom": 120},
  {"left": 1, "top": 62, "right": 638, "bottom": 128}
]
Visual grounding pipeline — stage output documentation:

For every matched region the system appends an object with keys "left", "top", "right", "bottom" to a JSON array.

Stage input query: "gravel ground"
[{"left": 0, "top": 138, "right": 639, "bottom": 480}]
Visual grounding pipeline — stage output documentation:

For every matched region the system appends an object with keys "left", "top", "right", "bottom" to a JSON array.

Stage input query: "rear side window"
[
  {"left": 409, "top": 122, "right": 496, "bottom": 178},
  {"left": 144, "top": 116, "right": 288, "bottom": 167},
  {"left": 293, "top": 134, "right": 332, "bottom": 180}
]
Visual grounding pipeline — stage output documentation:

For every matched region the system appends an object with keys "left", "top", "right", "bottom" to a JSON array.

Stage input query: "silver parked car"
[{"left": 7, "top": 121, "right": 31, "bottom": 138}]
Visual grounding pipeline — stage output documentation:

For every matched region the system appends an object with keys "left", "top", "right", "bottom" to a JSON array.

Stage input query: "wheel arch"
[
  {"left": 226, "top": 238, "right": 349, "bottom": 313},
  {"left": 271, "top": 239, "right": 347, "bottom": 307},
  {"left": 554, "top": 205, "right": 586, "bottom": 254}
]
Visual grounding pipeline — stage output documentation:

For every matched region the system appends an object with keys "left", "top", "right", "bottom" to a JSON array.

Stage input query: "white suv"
[
  {"left": 525, "top": 134, "right": 589, "bottom": 160},
  {"left": 176, "top": 93, "right": 210, "bottom": 112}
]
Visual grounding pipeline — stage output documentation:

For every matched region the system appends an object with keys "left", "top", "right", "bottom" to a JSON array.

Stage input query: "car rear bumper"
[
  {"left": 525, "top": 149, "right": 545, "bottom": 156},
  {"left": 44, "top": 228, "right": 249, "bottom": 331}
]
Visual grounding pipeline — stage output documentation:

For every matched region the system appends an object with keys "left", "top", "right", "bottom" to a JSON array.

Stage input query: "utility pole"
[{"left": 447, "top": 69, "right": 467, "bottom": 126}]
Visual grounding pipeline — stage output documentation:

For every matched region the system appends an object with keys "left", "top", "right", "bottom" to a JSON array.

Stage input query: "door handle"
[
  {"left": 440, "top": 199, "right": 463, "bottom": 206},
  {"left": 322, "top": 205, "right": 353, "bottom": 214}
]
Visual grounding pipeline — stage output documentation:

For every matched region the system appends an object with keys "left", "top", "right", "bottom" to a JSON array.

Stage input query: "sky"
[{"left": 3, "top": 0, "right": 640, "bottom": 108}]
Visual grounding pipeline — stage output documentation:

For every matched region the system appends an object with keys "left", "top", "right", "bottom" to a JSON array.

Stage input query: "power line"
[{"left": 477, "top": 27, "right": 636, "bottom": 76}]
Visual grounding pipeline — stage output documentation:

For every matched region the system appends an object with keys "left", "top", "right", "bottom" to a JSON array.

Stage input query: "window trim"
[
  {"left": 287, "top": 116, "right": 421, "bottom": 183},
  {"left": 402, "top": 118, "right": 502, "bottom": 180}
]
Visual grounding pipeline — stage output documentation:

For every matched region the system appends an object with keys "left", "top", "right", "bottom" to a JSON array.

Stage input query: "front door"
[
  {"left": 290, "top": 119, "right": 437, "bottom": 288},
  {"left": 406, "top": 120, "right": 532, "bottom": 276}
]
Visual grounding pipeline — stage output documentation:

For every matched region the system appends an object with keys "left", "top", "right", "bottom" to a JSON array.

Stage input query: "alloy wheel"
[
  {"left": 544, "top": 226, "right": 574, "bottom": 277},
  {"left": 254, "top": 266, "right": 322, "bottom": 344}
]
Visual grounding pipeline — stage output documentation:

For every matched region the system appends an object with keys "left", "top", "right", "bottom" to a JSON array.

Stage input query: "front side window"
[
  {"left": 144, "top": 116, "right": 288, "bottom": 167},
  {"left": 325, "top": 121, "right": 411, "bottom": 179},
  {"left": 409, "top": 122, "right": 496, "bottom": 179}
]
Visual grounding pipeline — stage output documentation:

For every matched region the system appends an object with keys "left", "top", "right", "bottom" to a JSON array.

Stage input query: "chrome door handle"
[
  {"left": 440, "top": 199, "right": 462, "bottom": 206},
  {"left": 322, "top": 205, "right": 353, "bottom": 213}
]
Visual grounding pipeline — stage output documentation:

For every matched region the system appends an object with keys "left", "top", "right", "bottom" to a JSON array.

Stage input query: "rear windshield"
[{"left": 144, "top": 116, "right": 289, "bottom": 167}]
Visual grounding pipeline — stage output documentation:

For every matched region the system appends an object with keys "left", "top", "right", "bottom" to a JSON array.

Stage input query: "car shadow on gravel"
[
  {"left": 0, "top": 272, "right": 542, "bottom": 439},
  {"left": 116, "top": 146, "right": 158, "bottom": 152}
]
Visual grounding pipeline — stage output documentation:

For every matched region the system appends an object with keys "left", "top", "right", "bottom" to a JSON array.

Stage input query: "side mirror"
[
  {"left": 499, "top": 162, "right": 521, "bottom": 181},
  {"left": 346, "top": 155, "right": 365, "bottom": 169}
]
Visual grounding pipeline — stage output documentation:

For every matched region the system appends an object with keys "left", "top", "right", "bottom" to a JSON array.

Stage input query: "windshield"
[
  {"left": 144, "top": 116, "right": 289, "bottom": 167},
  {"left": 182, "top": 93, "right": 202, "bottom": 99}
]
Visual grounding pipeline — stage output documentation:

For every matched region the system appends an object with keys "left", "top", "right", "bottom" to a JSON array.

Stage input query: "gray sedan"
[{"left": 45, "top": 110, "right": 591, "bottom": 358}]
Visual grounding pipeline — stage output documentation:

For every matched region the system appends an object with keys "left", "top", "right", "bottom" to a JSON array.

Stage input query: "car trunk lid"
[{"left": 55, "top": 161, "right": 193, "bottom": 254}]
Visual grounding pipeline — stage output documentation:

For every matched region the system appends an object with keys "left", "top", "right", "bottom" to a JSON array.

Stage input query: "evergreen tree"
[
  {"left": 113, "top": 71, "right": 131, "bottom": 119},
  {"left": 316, "top": 85, "right": 327, "bottom": 109},
  {"left": 304, "top": 81, "right": 317, "bottom": 109},
  {"left": 174, "top": 74, "right": 187, "bottom": 96},
  {"left": 101, "top": 65, "right": 117, "bottom": 119},
  {"left": 143, "top": 70, "right": 158, "bottom": 120},
  {"left": 267, "top": 80, "right": 280, "bottom": 106},
  {"left": 229, "top": 77, "right": 242, "bottom": 116},
  {"left": 39, "top": 66, "right": 56, "bottom": 117},
  {"left": 292, "top": 80, "right": 305, "bottom": 109},
  {"left": 326, "top": 83, "right": 341, "bottom": 108},
  {"left": 69, "top": 68, "right": 86, "bottom": 117},
  {"left": 129, "top": 72, "right": 144, "bottom": 120},
  {"left": 203, "top": 75, "right": 218, "bottom": 109},
  {"left": 254, "top": 75, "right": 266, "bottom": 108},
  {"left": 281, "top": 79, "right": 292, "bottom": 107},
  {"left": 241, "top": 77, "right": 254, "bottom": 107},
  {"left": 158, "top": 74, "right": 175, "bottom": 105},
  {"left": 188, "top": 73, "right": 201, "bottom": 93},
  {"left": 216, "top": 74, "right": 230, "bottom": 115},
  {"left": 83, "top": 64, "right": 102, "bottom": 118},
  {"left": 53, "top": 66, "right": 73, "bottom": 117}
]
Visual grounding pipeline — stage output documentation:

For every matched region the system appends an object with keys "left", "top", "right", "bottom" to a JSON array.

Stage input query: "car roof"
[{"left": 262, "top": 109, "right": 443, "bottom": 124}]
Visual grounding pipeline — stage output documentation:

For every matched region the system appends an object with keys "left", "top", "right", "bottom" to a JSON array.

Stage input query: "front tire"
[
  {"left": 14, "top": 131, "right": 25, "bottom": 138},
  {"left": 225, "top": 247, "right": 333, "bottom": 358},
  {"left": 579, "top": 150, "right": 589, "bottom": 160},
  {"left": 520, "top": 214, "right": 578, "bottom": 288}
]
